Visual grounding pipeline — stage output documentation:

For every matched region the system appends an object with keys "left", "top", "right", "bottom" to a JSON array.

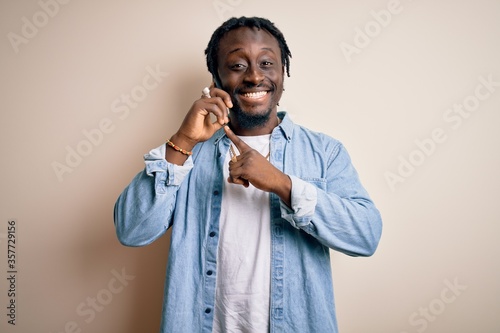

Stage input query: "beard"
[{"left": 229, "top": 99, "right": 274, "bottom": 129}]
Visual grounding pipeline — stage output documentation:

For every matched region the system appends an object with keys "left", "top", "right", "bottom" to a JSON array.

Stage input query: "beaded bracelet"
[{"left": 166, "top": 139, "right": 192, "bottom": 156}]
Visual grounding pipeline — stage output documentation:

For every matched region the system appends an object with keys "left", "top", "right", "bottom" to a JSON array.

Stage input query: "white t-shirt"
[{"left": 213, "top": 134, "right": 272, "bottom": 333}]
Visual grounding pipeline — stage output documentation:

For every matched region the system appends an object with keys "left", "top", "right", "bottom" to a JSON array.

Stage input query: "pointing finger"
[{"left": 224, "top": 125, "right": 251, "bottom": 153}]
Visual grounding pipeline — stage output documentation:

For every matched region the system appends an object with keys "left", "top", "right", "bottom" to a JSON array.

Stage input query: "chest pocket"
[{"left": 302, "top": 177, "right": 327, "bottom": 191}]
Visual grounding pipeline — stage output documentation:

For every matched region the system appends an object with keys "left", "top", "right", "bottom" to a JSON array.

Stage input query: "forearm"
[
  {"left": 307, "top": 189, "right": 382, "bottom": 256},
  {"left": 281, "top": 177, "right": 382, "bottom": 256}
]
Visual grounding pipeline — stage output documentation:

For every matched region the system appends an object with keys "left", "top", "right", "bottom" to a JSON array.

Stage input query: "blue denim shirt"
[{"left": 114, "top": 112, "right": 382, "bottom": 333}]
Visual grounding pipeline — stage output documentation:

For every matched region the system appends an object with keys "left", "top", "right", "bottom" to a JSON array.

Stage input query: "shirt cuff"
[
  {"left": 280, "top": 175, "right": 317, "bottom": 228},
  {"left": 144, "top": 144, "right": 193, "bottom": 187}
]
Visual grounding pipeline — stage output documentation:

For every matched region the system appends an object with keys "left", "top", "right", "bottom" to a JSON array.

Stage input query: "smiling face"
[{"left": 217, "top": 27, "right": 284, "bottom": 134}]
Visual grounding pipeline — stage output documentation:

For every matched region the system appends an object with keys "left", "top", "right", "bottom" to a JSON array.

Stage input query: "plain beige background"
[{"left": 1, "top": 0, "right": 499, "bottom": 332}]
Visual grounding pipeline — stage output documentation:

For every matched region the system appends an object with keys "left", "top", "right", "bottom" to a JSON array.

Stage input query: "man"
[{"left": 114, "top": 16, "right": 382, "bottom": 333}]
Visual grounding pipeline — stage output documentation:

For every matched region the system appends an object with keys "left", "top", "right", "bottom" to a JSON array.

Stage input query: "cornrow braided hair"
[{"left": 204, "top": 16, "right": 292, "bottom": 85}]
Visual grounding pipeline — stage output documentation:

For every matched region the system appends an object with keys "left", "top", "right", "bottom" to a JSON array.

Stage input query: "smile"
[{"left": 241, "top": 91, "right": 268, "bottom": 99}]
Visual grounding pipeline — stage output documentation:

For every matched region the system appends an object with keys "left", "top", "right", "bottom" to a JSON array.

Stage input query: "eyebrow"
[{"left": 228, "top": 48, "right": 243, "bottom": 55}]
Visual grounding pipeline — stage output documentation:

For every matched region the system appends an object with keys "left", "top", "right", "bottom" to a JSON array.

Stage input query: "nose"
[{"left": 244, "top": 63, "right": 265, "bottom": 85}]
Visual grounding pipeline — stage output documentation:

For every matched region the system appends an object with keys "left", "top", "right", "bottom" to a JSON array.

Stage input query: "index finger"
[
  {"left": 210, "top": 86, "right": 233, "bottom": 109},
  {"left": 224, "top": 125, "right": 250, "bottom": 153}
]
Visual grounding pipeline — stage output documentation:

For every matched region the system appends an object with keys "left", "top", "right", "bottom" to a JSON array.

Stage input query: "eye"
[
  {"left": 261, "top": 61, "right": 273, "bottom": 67},
  {"left": 230, "top": 63, "right": 246, "bottom": 70}
]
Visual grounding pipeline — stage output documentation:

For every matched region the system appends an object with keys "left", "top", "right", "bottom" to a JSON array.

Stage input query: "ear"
[{"left": 213, "top": 75, "right": 222, "bottom": 89}]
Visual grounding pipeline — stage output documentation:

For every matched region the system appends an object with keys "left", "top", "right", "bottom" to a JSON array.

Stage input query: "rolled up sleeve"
[{"left": 280, "top": 175, "right": 317, "bottom": 228}]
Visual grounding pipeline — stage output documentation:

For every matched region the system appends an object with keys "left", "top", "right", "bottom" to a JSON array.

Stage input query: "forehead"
[{"left": 217, "top": 27, "right": 281, "bottom": 58}]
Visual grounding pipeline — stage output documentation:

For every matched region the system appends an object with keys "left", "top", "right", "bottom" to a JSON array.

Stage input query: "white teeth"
[{"left": 243, "top": 91, "right": 267, "bottom": 99}]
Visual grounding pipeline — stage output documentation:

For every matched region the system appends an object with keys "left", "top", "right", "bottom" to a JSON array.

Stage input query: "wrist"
[
  {"left": 165, "top": 134, "right": 196, "bottom": 165},
  {"left": 170, "top": 132, "right": 197, "bottom": 152},
  {"left": 274, "top": 173, "right": 292, "bottom": 207}
]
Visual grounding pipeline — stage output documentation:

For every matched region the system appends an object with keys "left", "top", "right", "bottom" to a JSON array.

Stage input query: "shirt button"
[
  {"left": 207, "top": 270, "right": 213, "bottom": 276},
  {"left": 205, "top": 308, "right": 211, "bottom": 314},
  {"left": 213, "top": 190, "right": 219, "bottom": 195},
  {"left": 209, "top": 231, "right": 216, "bottom": 237}
]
